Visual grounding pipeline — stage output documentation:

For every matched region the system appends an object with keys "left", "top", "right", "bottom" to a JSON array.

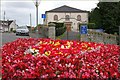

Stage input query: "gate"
[{"left": 60, "top": 30, "right": 80, "bottom": 40}]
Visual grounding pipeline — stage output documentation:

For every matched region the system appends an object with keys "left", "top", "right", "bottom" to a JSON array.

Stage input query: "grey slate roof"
[
  {"left": 46, "top": 5, "right": 89, "bottom": 13},
  {"left": 0, "top": 20, "right": 13, "bottom": 26}
]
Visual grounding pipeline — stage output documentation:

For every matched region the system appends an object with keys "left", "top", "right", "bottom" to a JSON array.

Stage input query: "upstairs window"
[
  {"left": 65, "top": 15, "right": 70, "bottom": 21},
  {"left": 54, "top": 15, "right": 58, "bottom": 21},
  {"left": 77, "top": 15, "right": 81, "bottom": 21}
]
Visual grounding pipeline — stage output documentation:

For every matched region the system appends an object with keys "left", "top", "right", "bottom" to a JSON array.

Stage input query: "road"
[
  {"left": 0, "top": 33, "right": 30, "bottom": 47},
  {"left": 0, "top": 32, "right": 45, "bottom": 48},
  {"left": 0, "top": 31, "right": 80, "bottom": 48}
]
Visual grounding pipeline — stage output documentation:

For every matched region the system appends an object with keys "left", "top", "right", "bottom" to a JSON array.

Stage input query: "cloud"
[
  {"left": 4, "top": 2, "right": 33, "bottom": 9},
  {"left": 1, "top": 0, "right": 99, "bottom": 27},
  {"left": 1, "top": 1, "right": 35, "bottom": 26}
]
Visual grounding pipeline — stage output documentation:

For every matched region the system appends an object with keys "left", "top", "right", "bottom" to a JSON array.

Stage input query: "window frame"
[
  {"left": 65, "top": 15, "right": 70, "bottom": 21},
  {"left": 54, "top": 15, "right": 58, "bottom": 21},
  {"left": 77, "top": 15, "right": 81, "bottom": 21}
]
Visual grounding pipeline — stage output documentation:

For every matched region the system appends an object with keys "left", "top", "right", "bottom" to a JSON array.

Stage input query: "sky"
[{"left": 1, "top": 0, "right": 99, "bottom": 27}]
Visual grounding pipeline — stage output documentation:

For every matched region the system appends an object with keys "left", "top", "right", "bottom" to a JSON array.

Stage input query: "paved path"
[
  {"left": 61, "top": 31, "right": 80, "bottom": 40},
  {"left": 29, "top": 32, "right": 45, "bottom": 38}
]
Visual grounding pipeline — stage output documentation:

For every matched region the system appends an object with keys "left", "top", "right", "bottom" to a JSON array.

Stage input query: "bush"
[
  {"left": 56, "top": 26, "right": 66, "bottom": 36},
  {"left": 10, "top": 28, "right": 13, "bottom": 32},
  {"left": 13, "top": 30, "right": 16, "bottom": 33},
  {"left": 48, "top": 22, "right": 66, "bottom": 36}
]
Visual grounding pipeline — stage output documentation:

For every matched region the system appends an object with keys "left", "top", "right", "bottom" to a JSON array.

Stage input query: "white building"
[
  {"left": 45, "top": 5, "right": 89, "bottom": 31},
  {"left": 0, "top": 20, "right": 17, "bottom": 32}
]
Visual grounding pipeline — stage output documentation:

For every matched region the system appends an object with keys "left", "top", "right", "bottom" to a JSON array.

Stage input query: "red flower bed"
[{"left": 1, "top": 38, "right": 120, "bottom": 79}]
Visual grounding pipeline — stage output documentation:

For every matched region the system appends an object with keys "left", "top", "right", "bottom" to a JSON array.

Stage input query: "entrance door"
[{"left": 66, "top": 24, "right": 71, "bottom": 32}]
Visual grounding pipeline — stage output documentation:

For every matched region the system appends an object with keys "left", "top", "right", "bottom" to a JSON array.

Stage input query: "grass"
[
  {"left": 76, "top": 34, "right": 80, "bottom": 39},
  {"left": 56, "top": 32, "right": 66, "bottom": 39}
]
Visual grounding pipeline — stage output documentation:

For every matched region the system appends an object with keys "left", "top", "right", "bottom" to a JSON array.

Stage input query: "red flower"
[{"left": 1, "top": 38, "right": 119, "bottom": 79}]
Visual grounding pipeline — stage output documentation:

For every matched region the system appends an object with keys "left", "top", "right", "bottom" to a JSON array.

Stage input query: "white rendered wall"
[{"left": 45, "top": 12, "right": 88, "bottom": 31}]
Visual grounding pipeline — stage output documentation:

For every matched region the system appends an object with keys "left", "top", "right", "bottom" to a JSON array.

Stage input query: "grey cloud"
[
  {"left": 1, "top": 1, "right": 36, "bottom": 26},
  {"left": 1, "top": 0, "right": 99, "bottom": 26},
  {"left": 3, "top": 1, "right": 34, "bottom": 9}
]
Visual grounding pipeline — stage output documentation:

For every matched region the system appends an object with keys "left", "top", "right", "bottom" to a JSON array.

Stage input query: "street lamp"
[{"left": 33, "top": 0, "right": 40, "bottom": 38}]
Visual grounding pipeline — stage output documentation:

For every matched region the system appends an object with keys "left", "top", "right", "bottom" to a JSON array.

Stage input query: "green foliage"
[
  {"left": 37, "top": 24, "right": 42, "bottom": 27},
  {"left": 48, "top": 22, "right": 66, "bottom": 36},
  {"left": 89, "top": 8, "right": 102, "bottom": 29},
  {"left": 10, "top": 28, "right": 13, "bottom": 32},
  {"left": 13, "top": 30, "right": 16, "bottom": 33},
  {"left": 34, "top": 27, "right": 37, "bottom": 30},
  {"left": 48, "top": 22, "right": 64, "bottom": 28},
  {"left": 56, "top": 26, "right": 66, "bottom": 36},
  {"left": 89, "top": 2, "right": 120, "bottom": 34}
]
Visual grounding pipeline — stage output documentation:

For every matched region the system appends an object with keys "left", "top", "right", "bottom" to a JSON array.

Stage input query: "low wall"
[
  {"left": 38, "top": 25, "right": 118, "bottom": 44},
  {"left": 38, "top": 24, "right": 56, "bottom": 39},
  {"left": 81, "top": 29, "right": 117, "bottom": 44},
  {"left": 38, "top": 25, "right": 48, "bottom": 38}
]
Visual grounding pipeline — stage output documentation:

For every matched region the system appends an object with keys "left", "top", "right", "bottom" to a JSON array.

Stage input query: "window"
[
  {"left": 54, "top": 15, "right": 58, "bottom": 21},
  {"left": 65, "top": 15, "right": 70, "bottom": 21},
  {"left": 77, "top": 15, "right": 81, "bottom": 21}
]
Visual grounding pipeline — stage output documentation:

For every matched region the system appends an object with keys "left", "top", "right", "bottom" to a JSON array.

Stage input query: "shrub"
[
  {"left": 10, "top": 28, "right": 13, "bottom": 32},
  {"left": 56, "top": 26, "right": 66, "bottom": 36},
  {"left": 13, "top": 30, "right": 16, "bottom": 33},
  {"left": 48, "top": 22, "right": 66, "bottom": 36}
]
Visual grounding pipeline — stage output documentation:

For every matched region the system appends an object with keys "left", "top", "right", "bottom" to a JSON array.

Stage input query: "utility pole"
[
  {"left": 35, "top": 1, "right": 38, "bottom": 27},
  {"left": 3, "top": 11, "right": 6, "bottom": 32},
  {"left": 30, "top": 13, "right": 32, "bottom": 27},
  {"left": 4, "top": 11, "right": 5, "bottom": 21},
  {"left": 30, "top": 13, "right": 32, "bottom": 32},
  {"left": 36, "top": 1, "right": 39, "bottom": 38},
  {"left": 33, "top": 0, "right": 40, "bottom": 38}
]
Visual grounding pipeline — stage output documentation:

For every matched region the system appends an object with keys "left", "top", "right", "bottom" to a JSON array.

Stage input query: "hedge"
[{"left": 48, "top": 22, "right": 66, "bottom": 36}]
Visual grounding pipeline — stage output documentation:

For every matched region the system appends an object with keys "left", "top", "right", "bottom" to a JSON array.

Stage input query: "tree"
[
  {"left": 89, "top": 2, "right": 120, "bottom": 34},
  {"left": 89, "top": 7, "right": 102, "bottom": 29}
]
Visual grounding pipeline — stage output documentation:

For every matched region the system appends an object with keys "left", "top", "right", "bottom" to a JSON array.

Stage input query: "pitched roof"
[
  {"left": 46, "top": 5, "right": 89, "bottom": 13},
  {"left": 0, "top": 20, "right": 13, "bottom": 26},
  {"left": 8, "top": 20, "right": 13, "bottom": 26}
]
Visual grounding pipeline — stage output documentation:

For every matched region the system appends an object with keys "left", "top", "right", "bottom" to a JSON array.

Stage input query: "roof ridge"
[
  {"left": 0, "top": 20, "right": 13, "bottom": 26},
  {"left": 46, "top": 5, "right": 88, "bottom": 13}
]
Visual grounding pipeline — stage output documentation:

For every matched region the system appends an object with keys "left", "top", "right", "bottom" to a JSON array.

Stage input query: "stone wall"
[
  {"left": 81, "top": 29, "right": 117, "bottom": 44},
  {"left": 38, "top": 25, "right": 118, "bottom": 44},
  {"left": 38, "top": 23, "right": 56, "bottom": 39},
  {"left": 38, "top": 25, "right": 48, "bottom": 38},
  {"left": 48, "top": 26, "right": 55, "bottom": 39}
]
